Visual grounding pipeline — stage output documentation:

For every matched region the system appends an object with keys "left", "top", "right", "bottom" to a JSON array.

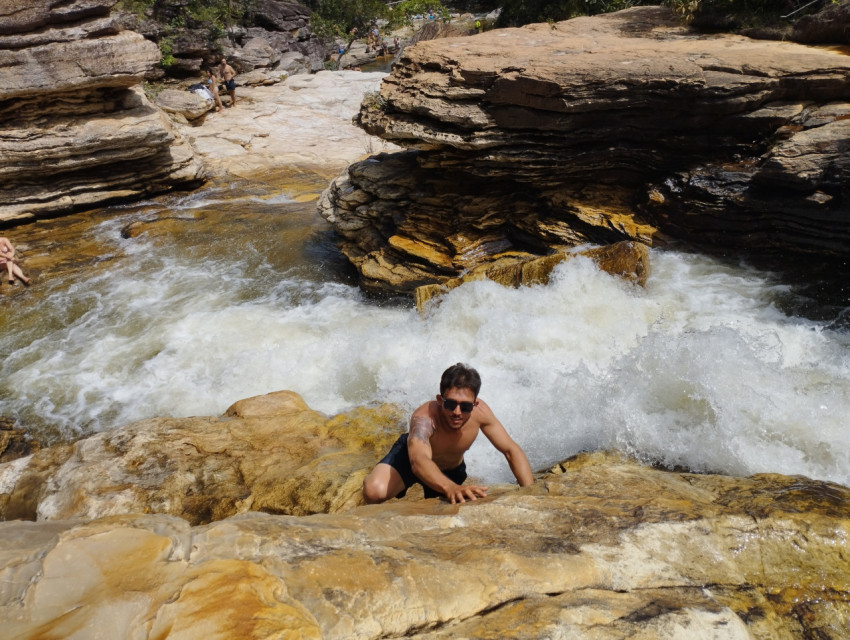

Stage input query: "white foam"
[{"left": 2, "top": 223, "right": 849, "bottom": 487}]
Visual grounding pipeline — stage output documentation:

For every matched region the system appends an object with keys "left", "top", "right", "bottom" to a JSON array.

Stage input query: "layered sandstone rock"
[
  {"left": 0, "top": 433, "right": 848, "bottom": 639},
  {"left": 0, "top": 0, "right": 205, "bottom": 225},
  {"left": 319, "top": 7, "right": 850, "bottom": 294},
  {"left": 0, "top": 390, "right": 405, "bottom": 524},
  {"left": 414, "top": 240, "right": 650, "bottom": 313}
]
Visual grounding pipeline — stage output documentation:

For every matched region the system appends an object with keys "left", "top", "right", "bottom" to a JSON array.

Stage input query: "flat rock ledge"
[
  {"left": 319, "top": 6, "right": 850, "bottom": 294},
  {"left": 0, "top": 0, "right": 205, "bottom": 225},
  {"left": 1, "top": 390, "right": 849, "bottom": 638}
]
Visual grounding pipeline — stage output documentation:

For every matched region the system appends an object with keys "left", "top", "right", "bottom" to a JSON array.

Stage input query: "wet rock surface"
[
  {"left": 1, "top": 407, "right": 848, "bottom": 640},
  {"left": 320, "top": 7, "right": 850, "bottom": 294},
  {"left": 0, "top": 390, "right": 404, "bottom": 524}
]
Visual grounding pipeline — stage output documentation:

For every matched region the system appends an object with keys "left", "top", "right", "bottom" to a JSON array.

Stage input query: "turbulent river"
[{"left": 2, "top": 174, "right": 849, "bottom": 487}]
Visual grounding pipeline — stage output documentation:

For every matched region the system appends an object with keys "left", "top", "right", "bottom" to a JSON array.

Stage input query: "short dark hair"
[{"left": 440, "top": 363, "right": 481, "bottom": 397}]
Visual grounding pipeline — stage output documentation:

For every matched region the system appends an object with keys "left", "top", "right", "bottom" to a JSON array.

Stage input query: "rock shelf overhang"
[{"left": 319, "top": 7, "right": 850, "bottom": 295}]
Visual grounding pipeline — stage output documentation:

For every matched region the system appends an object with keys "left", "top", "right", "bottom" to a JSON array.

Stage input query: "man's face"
[{"left": 437, "top": 387, "right": 477, "bottom": 430}]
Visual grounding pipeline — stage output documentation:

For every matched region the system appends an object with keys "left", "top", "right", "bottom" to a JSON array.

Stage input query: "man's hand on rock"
[{"left": 445, "top": 483, "right": 488, "bottom": 504}]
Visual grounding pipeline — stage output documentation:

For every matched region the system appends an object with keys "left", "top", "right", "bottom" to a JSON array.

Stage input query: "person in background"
[
  {"left": 218, "top": 58, "right": 237, "bottom": 107},
  {"left": 363, "top": 363, "right": 534, "bottom": 504},
  {"left": 206, "top": 68, "right": 223, "bottom": 112},
  {"left": 0, "top": 237, "right": 31, "bottom": 286}
]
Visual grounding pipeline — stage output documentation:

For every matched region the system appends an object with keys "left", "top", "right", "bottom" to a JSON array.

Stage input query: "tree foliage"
[
  {"left": 305, "top": 0, "right": 450, "bottom": 38},
  {"left": 496, "top": 0, "right": 642, "bottom": 27},
  {"left": 496, "top": 0, "right": 839, "bottom": 28}
]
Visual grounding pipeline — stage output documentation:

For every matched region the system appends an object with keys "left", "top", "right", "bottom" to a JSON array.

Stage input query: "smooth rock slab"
[{"left": 1, "top": 451, "right": 848, "bottom": 639}]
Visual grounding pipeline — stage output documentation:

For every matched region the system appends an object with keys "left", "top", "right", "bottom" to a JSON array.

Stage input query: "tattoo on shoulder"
[{"left": 410, "top": 416, "right": 435, "bottom": 443}]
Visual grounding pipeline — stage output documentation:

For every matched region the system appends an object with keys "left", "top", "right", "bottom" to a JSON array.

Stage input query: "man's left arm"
[{"left": 478, "top": 401, "right": 534, "bottom": 487}]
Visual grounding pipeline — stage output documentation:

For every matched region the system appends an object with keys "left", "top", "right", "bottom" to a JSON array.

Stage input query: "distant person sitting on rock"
[
  {"left": 206, "top": 68, "right": 223, "bottom": 112},
  {"left": 218, "top": 58, "right": 237, "bottom": 107},
  {"left": 0, "top": 237, "right": 30, "bottom": 287},
  {"left": 362, "top": 363, "right": 534, "bottom": 504}
]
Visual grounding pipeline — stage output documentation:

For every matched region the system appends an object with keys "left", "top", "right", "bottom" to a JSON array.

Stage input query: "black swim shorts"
[
  {"left": 225, "top": 79, "right": 236, "bottom": 91},
  {"left": 380, "top": 433, "right": 467, "bottom": 499}
]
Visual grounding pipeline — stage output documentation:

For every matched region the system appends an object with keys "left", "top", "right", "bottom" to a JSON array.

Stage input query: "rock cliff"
[
  {"left": 120, "top": 0, "right": 326, "bottom": 80},
  {"left": 0, "top": 390, "right": 848, "bottom": 638},
  {"left": 0, "top": 0, "right": 205, "bottom": 225},
  {"left": 319, "top": 7, "right": 850, "bottom": 294}
]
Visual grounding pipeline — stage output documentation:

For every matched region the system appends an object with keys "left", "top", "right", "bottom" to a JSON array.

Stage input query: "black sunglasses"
[{"left": 442, "top": 399, "right": 475, "bottom": 413}]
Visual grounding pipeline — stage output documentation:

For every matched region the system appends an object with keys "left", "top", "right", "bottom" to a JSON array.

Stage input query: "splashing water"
[{"left": 1, "top": 180, "right": 849, "bottom": 487}]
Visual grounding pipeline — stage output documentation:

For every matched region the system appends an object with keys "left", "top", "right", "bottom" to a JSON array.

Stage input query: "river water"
[{"left": 2, "top": 173, "right": 849, "bottom": 487}]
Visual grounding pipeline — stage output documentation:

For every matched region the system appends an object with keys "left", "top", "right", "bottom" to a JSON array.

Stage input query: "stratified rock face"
[
  {"left": 0, "top": 448, "right": 848, "bottom": 639},
  {"left": 319, "top": 7, "right": 850, "bottom": 294},
  {"left": 0, "top": 0, "right": 205, "bottom": 225}
]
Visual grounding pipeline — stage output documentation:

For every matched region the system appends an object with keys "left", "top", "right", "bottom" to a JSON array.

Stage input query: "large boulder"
[
  {"left": 0, "top": 0, "right": 205, "bottom": 225},
  {"left": 0, "top": 437, "right": 848, "bottom": 638},
  {"left": 155, "top": 88, "right": 215, "bottom": 122},
  {"left": 0, "top": 390, "right": 404, "bottom": 524},
  {"left": 319, "top": 7, "right": 850, "bottom": 294}
]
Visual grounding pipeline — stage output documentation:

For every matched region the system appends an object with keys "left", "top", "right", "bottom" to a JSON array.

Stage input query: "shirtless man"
[
  {"left": 363, "top": 363, "right": 534, "bottom": 504},
  {"left": 218, "top": 58, "right": 237, "bottom": 107},
  {"left": 0, "top": 236, "right": 30, "bottom": 286}
]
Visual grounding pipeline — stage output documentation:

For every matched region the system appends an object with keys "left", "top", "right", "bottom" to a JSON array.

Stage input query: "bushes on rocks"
[{"left": 496, "top": 0, "right": 841, "bottom": 28}]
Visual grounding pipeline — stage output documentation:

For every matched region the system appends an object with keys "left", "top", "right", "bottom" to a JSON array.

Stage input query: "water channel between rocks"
[{"left": 1, "top": 170, "right": 849, "bottom": 488}]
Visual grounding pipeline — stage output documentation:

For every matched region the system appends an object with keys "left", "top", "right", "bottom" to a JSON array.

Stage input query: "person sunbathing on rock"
[
  {"left": 0, "top": 236, "right": 30, "bottom": 287},
  {"left": 206, "top": 68, "right": 223, "bottom": 112},
  {"left": 363, "top": 362, "right": 533, "bottom": 504}
]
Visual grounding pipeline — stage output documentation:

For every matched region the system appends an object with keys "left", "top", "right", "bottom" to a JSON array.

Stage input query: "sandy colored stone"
[
  {"left": 0, "top": 4, "right": 205, "bottom": 224},
  {"left": 320, "top": 7, "right": 850, "bottom": 293},
  {"left": 175, "top": 70, "right": 401, "bottom": 180},
  {"left": 0, "top": 390, "right": 405, "bottom": 524},
  {"left": 1, "top": 450, "right": 848, "bottom": 639},
  {"left": 415, "top": 241, "right": 650, "bottom": 312}
]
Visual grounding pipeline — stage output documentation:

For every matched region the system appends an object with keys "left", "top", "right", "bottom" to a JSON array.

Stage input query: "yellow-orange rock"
[
  {"left": 1, "top": 449, "right": 848, "bottom": 639},
  {"left": 415, "top": 241, "right": 650, "bottom": 312}
]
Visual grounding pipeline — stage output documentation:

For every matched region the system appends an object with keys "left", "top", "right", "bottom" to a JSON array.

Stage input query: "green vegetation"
[
  {"left": 496, "top": 0, "right": 640, "bottom": 27},
  {"left": 142, "top": 81, "right": 166, "bottom": 101},
  {"left": 495, "top": 0, "right": 839, "bottom": 28},
  {"left": 117, "top": 0, "right": 253, "bottom": 67},
  {"left": 362, "top": 89, "right": 387, "bottom": 110},
  {"left": 304, "top": 0, "right": 450, "bottom": 39},
  {"left": 117, "top": 0, "right": 254, "bottom": 28},
  {"left": 158, "top": 36, "right": 176, "bottom": 68}
]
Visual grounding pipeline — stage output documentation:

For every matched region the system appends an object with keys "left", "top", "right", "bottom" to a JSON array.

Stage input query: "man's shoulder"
[
  {"left": 413, "top": 400, "right": 436, "bottom": 416},
  {"left": 473, "top": 398, "right": 501, "bottom": 426}
]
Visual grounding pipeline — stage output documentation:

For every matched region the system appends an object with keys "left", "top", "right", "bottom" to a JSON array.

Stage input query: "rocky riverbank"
[
  {"left": 1, "top": 390, "right": 848, "bottom": 638},
  {"left": 0, "top": 0, "right": 205, "bottom": 226},
  {"left": 3, "top": 6, "right": 850, "bottom": 638},
  {"left": 319, "top": 6, "right": 850, "bottom": 295}
]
